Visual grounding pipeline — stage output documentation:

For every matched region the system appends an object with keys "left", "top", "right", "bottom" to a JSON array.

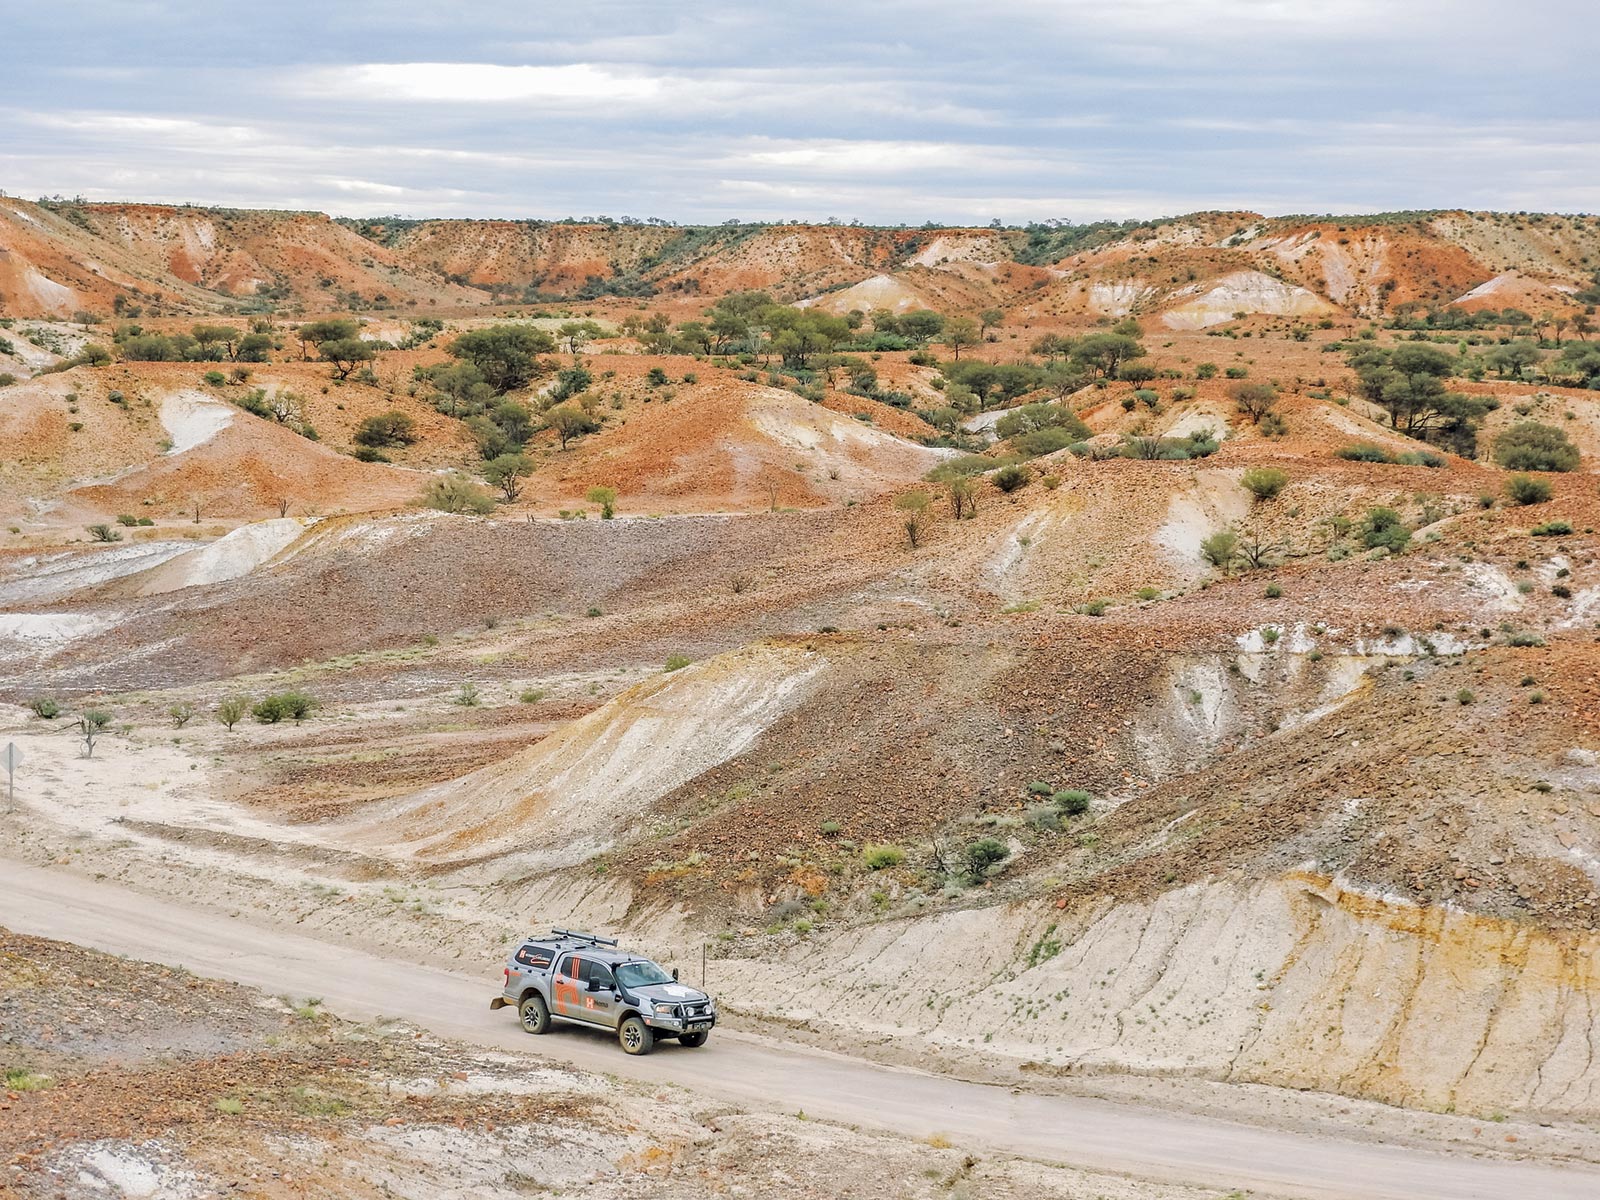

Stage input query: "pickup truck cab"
[{"left": 490, "top": 928, "right": 715, "bottom": 1055}]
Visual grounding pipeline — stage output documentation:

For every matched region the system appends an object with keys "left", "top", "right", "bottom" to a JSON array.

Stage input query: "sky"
[{"left": 2, "top": 0, "right": 1595, "bottom": 224}]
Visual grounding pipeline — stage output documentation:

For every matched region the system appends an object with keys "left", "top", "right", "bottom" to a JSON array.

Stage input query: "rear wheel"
[
  {"left": 517, "top": 994, "right": 550, "bottom": 1035},
  {"left": 678, "top": 1031, "right": 709, "bottom": 1048},
  {"left": 618, "top": 1015, "right": 654, "bottom": 1055}
]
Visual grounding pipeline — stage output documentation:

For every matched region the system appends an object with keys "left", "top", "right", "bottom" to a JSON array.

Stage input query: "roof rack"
[{"left": 550, "top": 928, "right": 619, "bottom": 947}]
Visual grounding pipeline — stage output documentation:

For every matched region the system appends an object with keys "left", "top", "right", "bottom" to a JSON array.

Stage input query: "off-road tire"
[
  {"left": 678, "top": 1031, "right": 709, "bottom": 1048},
  {"left": 517, "top": 994, "right": 550, "bottom": 1035},
  {"left": 618, "top": 1015, "right": 654, "bottom": 1055}
]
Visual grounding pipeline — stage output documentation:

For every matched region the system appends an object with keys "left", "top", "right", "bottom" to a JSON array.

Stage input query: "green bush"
[
  {"left": 1493, "top": 422, "right": 1579, "bottom": 472},
  {"left": 354, "top": 411, "right": 418, "bottom": 448},
  {"left": 992, "top": 463, "right": 1031, "bottom": 493},
  {"left": 1505, "top": 474, "right": 1552, "bottom": 505},
  {"left": 202, "top": 370, "right": 226, "bottom": 386},
  {"left": 1531, "top": 520, "right": 1572, "bottom": 537},
  {"left": 1052, "top": 790, "right": 1093, "bottom": 816},
  {"left": 28, "top": 697, "right": 60, "bottom": 720},
  {"left": 963, "top": 838, "right": 1009, "bottom": 883},
  {"left": 862, "top": 844, "right": 905, "bottom": 870},
  {"left": 252, "top": 691, "right": 316, "bottom": 724},
  {"left": 1336, "top": 442, "right": 1391, "bottom": 463},
  {"left": 1361, "top": 507, "right": 1410, "bottom": 553},
  {"left": 1026, "top": 780, "right": 1053, "bottom": 796},
  {"left": 216, "top": 696, "right": 248, "bottom": 730},
  {"left": 1200, "top": 529, "right": 1238, "bottom": 568},
  {"left": 1240, "top": 467, "right": 1288, "bottom": 500},
  {"left": 664, "top": 654, "right": 691, "bottom": 672}
]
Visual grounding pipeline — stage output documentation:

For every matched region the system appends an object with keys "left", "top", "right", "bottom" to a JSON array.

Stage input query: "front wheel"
[
  {"left": 518, "top": 994, "right": 550, "bottom": 1034},
  {"left": 618, "top": 1015, "right": 654, "bottom": 1056},
  {"left": 678, "top": 1031, "right": 709, "bottom": 1048}
]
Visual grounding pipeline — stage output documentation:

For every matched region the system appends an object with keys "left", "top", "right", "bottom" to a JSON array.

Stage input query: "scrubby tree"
[
  {"left": 296, "top": 319, "right": 358, "bottom": 360},
  {"left": 216, "top": 696, "right": 248, "bottom": 731},
  {"left": 586, "top": 485, "right": 618, "bottom": 518},
  {"left": 320, "top": 337, "right": 374, "bottom": 380},
  {"left": 895, "top": 490, "right": 932, "bottom": 548},
  {"left": 482, "top": 453, "right": 534, "bottom": 502},
  {"left": 1230, "top": 381, "right": 1279, "bottom": 423},
  {"left": 1071, "top": 332, "right": 1145, "bottom": 379},
  {"left": 944, "top": 317, "right": 980, "bottom": 359},
  {"left": 545, "top": 404, "right": 598, "bottom": 449},
  {"left": 1347, "top": 343, "right": 1491, "bottom": 452},
  {"left": 979, "top": 308, "right": 1005, "bottom": 339},
  {"left": 897, "top": 309, "right": 946, "bottom": 345},
  {"left": 447, "top": 324, "right": 556, "bottom": 392},
  {"left": 1486, "top": 340, "right": 1541, "bottom": 380},
  {"left": 946, "top": 475, "right": 977, "bottom": 519}
]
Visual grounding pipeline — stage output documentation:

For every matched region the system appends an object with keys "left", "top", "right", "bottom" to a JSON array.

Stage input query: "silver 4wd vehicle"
[{"left": 490, "top": 929, "right": 716, "bottom": 1055}]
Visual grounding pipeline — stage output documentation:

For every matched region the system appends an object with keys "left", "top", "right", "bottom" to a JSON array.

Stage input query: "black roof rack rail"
[{"left": 550, "top": 928, "right": 619, "bottom": 947}]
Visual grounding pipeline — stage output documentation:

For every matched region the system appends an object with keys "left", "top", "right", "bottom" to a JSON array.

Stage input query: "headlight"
[{"left": 653, "top": 1002, "right": 676, "bottom": 1014}]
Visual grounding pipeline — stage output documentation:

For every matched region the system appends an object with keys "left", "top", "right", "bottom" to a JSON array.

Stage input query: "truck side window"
[
  {"left": 557, "top": 953, "right": 579, "bottom": 979},
  {"left": 515, "top": 945, "right": 552, "bottom": 969},
  {"left": 587, "top": 962, "right": 615, "bottom": 989}
]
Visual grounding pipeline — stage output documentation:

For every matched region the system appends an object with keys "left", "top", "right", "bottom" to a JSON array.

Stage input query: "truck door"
[
  {"left": 553, "top": 952, "right": 584, "bottom": 1019},
  {"left": 578, "top": 960, "right": 620, "bottom": 1028}
]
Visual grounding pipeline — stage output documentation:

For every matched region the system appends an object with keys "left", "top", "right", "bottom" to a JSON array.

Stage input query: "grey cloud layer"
[{"left": 2, "top": 0, "right": 1594, "bottom": 220}]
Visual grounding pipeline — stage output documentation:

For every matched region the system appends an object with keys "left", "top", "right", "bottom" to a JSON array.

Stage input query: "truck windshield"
[{"left": 615, "top": 961, "right": 674, "bottom": 988}]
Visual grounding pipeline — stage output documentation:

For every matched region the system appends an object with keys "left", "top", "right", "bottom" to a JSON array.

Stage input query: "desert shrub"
[
  {"left": 1393, "top": 449, "right": 1446, "bottom": 468},
  {"left": 1195, "top": 362, "right": 1218, "bottom": 379},
  {"left": 1052, "top": 789, "right": 1093, "bottom": 816},
  {"left": 519, "top": 688, "right": 547, "bottom": 704},
  {"left": 1200, "top": 529, "right": 1238, "bottom": 568},
  {"left": 455, "top": 682, "right": 481, "bottom": 707},
  {"left": 1494, "top": 422, "right": 1579, "bottom": 472},
  {"left": 586, "top": 485, "right": 618, "bottom": 518},
  {"left": 217, "top": 696, "right": 248, "bottom": 730},
  {"left": 1531, "top": 520, "right": 1572, "bottom": 537},
  {"left": 420, "top": 473, "right": 496, "bottom": 515},
  {"left": 1504, "top": 474, "right": 1552, "bottom": 505},
  {"left": 1336, "top": 442, "right": 1391, "bottom": 463},
  {"left": 86, "top": 523, "right": 121, "bottom": 542},
  {"left": 1265, "top": 582, "right": 1283, "bottom": 598},
  {"left": 354, "top": 411, "right": 418, "bottom": 448},
  {"left": 115, "top": 514, "right": 139, "bottom": 526},
  {"left": 202, "top": 370, "right": 226, "bottom": 386},
  {"left": 963, "top": 838, "right": 1008, "bottom": 883},
  {"left": 1240, "top": 467, "right": 1288, "bottom": 500},
  {"left": 353, "top": 446, "right": 389, "bottom": 462},
  {"left": 252, "top": 691, "right": 316, "bottom": 724},
  {"left": 862, "top": 844, "right": 905, "bottom": 870},
  {"left": 1224, "top": 366, "right": 1249, "bottom": 379},
  {"left": 168, "top": 702, "right": 195, "bottom": 728},
  {"left": 992, "top": 463, "right": 1031, "bottom": 492},
  {"left": 664, "top": 654, "right": 691, "bottom": 672},
  {"left": 1026, "top": 780, "right": 1054, "bottom": 796},
  {"left": 29, "top": 697, "right": 60, "bottom": 719},
  {"left": 1456, "top": 689, "right": 1475, "bottom": 705},
  {"left": 1361, "top": 506, "right": 1410, "bottom": 552}
]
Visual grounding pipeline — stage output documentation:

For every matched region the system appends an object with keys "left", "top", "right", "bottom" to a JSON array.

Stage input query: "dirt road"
[{"left": 4, "top": 861, "right": 1598, "bottom": 1200}]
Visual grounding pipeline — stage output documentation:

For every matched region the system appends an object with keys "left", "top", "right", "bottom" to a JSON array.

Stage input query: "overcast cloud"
[{"left": 1, "top": 0, "right": 1594, "bottom": 222}]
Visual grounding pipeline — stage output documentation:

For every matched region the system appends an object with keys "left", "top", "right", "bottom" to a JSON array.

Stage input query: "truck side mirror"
[
  {"left": 588, "top": 977, "right": 602, "bottom": 992},
  {"left": 672, "top": 967, "right": 679, "bottom": 981}
]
